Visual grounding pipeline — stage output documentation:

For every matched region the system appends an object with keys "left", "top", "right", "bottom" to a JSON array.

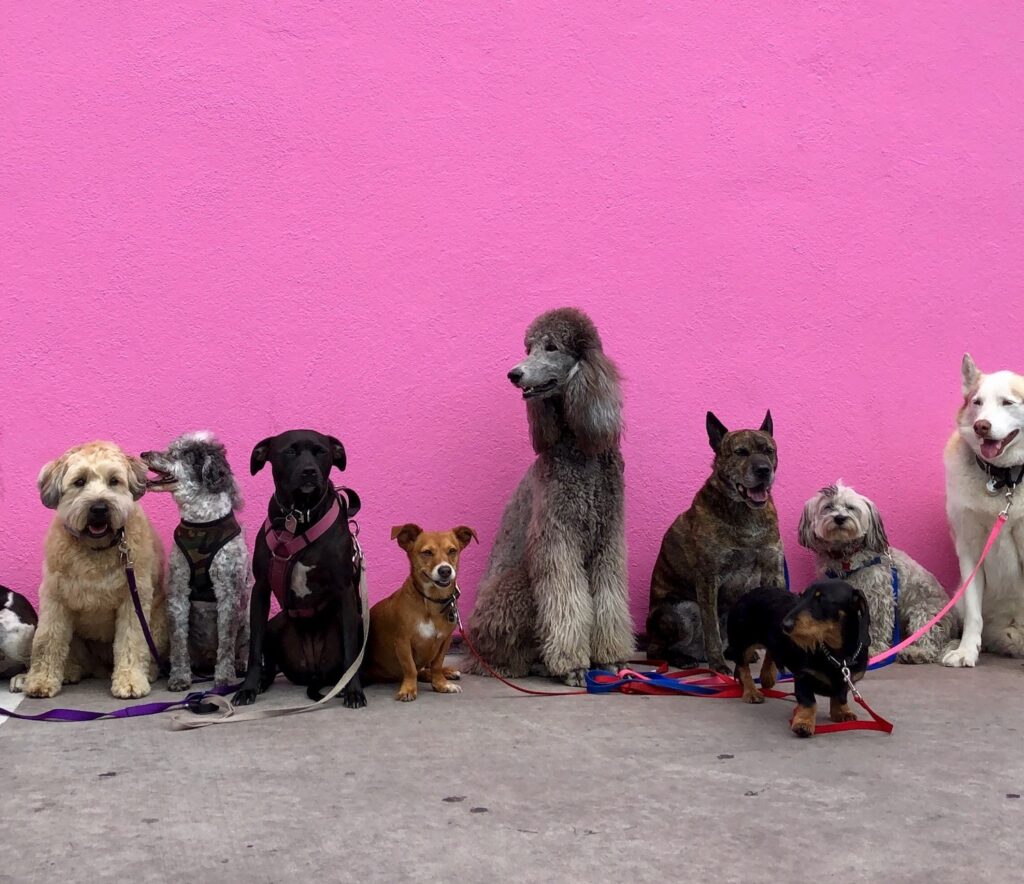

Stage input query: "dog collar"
[
  {"left": 64, "top": 524, "right": 124, "bottom": 551},
  {"left": 975, "top": 456, "right": 1024, "bottom": 495},
  {"left": 414, "top": 583, "right": 461, "bottom": 623},
  {"left": 825, "top": 556, "right": 883, "bottom": 578}
]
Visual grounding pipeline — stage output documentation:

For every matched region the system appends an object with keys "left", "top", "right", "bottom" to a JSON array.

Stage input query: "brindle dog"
[{"left": 647, "top": 411, "right": 784, "bottom": 674}]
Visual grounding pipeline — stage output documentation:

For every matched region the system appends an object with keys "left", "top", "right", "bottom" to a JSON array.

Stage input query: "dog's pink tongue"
[
  {"left": 88, "top": 525, "right": 107, "bottom": 536},
  {"left": 749, "top": 487, "right": 769, "bottom": 503},
  {"left": 981, "top": 439, "right": 1003, "bottom": 460}
]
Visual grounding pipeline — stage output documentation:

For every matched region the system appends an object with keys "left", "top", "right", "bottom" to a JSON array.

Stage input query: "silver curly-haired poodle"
[
  {"left": 142, "top": 431, "right": 249, "bottom": 689},
  {"left": 465, "top": 307, "right": 634, "bottom": 686},
  {"left": 798, "top": 481, "right": 959, "bottom": 663}
]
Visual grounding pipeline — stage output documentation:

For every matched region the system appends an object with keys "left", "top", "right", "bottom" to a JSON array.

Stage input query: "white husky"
[{"left": 942, "top": 354, "right": 1024, "bottom": 667}]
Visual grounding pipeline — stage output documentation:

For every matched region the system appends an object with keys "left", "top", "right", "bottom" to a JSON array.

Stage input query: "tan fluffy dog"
[
  {"left": 17, "top": 441, "right": 168, "bottom": 699},
  {"left": 365, "top": 524, "right": 476, "bottom": 701}
]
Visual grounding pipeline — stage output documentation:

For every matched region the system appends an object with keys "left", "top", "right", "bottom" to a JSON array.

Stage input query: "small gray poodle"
[
  {"left": 465, "top": 307, "right": 635, "bottom": 686},
  {"left": 798, "top": 481, "right": 959, "bottom": 663},
  {"left": 142, "top": 432, "right": 249, "bottom": 689}
]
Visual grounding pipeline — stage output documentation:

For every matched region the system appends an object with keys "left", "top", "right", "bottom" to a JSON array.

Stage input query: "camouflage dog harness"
[{"left": 173, "top": 512, "right": 242, "bottom": 603}]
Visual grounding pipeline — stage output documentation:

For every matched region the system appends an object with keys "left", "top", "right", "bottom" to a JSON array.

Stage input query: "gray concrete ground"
[{"left": 2, "top": 654, "right": 1022, "bottom": 883}]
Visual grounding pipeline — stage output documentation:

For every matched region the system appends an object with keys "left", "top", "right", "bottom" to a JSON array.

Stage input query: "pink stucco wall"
[{"left": 3, "top": 3, "right": 1023, "bottom": 625}]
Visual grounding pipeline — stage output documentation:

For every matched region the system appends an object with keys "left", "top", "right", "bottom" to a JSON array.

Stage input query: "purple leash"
[
  {"left": 119, "top": 536, "right": 167, "bottom": 672},
  {"left": 0, "top": 683, "right": 238, "bottom": 722}
]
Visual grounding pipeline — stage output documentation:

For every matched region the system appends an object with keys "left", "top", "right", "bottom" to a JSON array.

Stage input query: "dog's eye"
[
  {"left": 420, "top": 550, "right": 433, "bottom": 559},
  {"left": 973, "top": 397, "right": 983, "bottom": 406},
  {"left": 735, "top": 447, "right": 750, "bottom": 457},
  {"left": 311, "top": 446, "right": 326, "bottom": 456},
  {"left": 545, "top": 343, "right": 558, "bottom": 352},
  {"left": 1002, "top": 399, "right": 1017, "bottom": 407},
  {"left": 448, "top": 548, "right": 457, "bottom": 556},
  {"left": 73, "top": 478, "right": 86, "bottom": 488},
  {"left": 109, "top": 478, "right": 120, "bottom": 487}
]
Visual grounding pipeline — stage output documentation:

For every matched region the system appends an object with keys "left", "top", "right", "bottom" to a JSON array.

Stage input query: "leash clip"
[
  {"left": 1000, "top": 488, "right": 1015, "bottom": 518},
  {"left": 118, "top": 537, "right": 135, "bottom": 569}
]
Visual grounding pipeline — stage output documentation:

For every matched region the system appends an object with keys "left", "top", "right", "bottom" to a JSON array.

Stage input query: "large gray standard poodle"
[{"left": 465, "top": 307, "right": 634, "bottom": 686}]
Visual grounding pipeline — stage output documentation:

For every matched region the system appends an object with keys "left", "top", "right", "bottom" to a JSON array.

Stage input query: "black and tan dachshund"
[{"left": 725, "top": 579, "right": 870, "bottom": 737}]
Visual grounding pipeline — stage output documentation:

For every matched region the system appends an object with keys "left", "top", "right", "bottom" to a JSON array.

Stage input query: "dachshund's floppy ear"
[
  {"left": 759, "top": 409, "right": 773, "bottom": 436},
  {"left": 250, "top": 438, "right": 272, "bottom": 475},
  {"left": 328, "top": 436, "right": 346, "bottom": 472},
  {"left": 706, "top": 412, "right": 728, "bottom": 452},
  {"left": 453, "top": 525, "right": 478, "bottom": 549},
  {"left": 962, "top": 353, "right": 981, "bottom": 397},
  {"left": 391, "top": 523, "right": 423, "bottom": 551},
  {"left": 38, "top": 456, "right": 67, "bottom": 509},
  {"left": 797, "top": 496, "right": 818, "bottom": 550},
  {"left": 862, "top": 496, "right": 889, "bottom": 553},
  {"left": 126, "top": 456, "right": 149, "bottom": 501}
]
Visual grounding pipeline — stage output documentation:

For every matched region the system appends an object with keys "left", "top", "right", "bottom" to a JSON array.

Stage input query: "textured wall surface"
[{"left": 3, "top": 2, "right": 1023, "bottom": 625}]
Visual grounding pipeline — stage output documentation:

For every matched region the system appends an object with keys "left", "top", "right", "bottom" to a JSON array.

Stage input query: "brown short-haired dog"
[{"left": 365, "top": 524, "right": 477, "bottom": 701}]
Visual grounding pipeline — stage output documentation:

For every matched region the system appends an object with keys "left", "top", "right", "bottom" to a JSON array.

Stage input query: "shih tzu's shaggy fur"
[{"left": 798, "top": 481, "right": 959, "bottom": 663}]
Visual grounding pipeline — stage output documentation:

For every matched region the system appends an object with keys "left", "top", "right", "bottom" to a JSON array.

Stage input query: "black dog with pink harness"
[{"left": 234, "top": 430, "right": 367, "bottom": 708}]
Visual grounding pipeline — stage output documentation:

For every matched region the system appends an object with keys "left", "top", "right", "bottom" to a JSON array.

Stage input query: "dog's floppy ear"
[
  {"left": 391, "top": 523, "right": 423, "bottom": 551},
  {"left": 862, "top": 495, "right": 889, "bottom": 553},
  {"left": 706, "top": 412, "right": 728, "bottom": 452},
  {"left": 37, "top": 456, "right": 67, "bottom": 509},
  {"left": 201, "top": 450, "right": 232, "bottom": 495},
  {"left": 759, "top": 409, "right": 773, "bottom": 436},
  {"left": 453, "top": 525, "right": 478, "bottom": 549},
  {"left": 961, "top": 353, "right": 981, "bottom": 397},
  {"left": 250, "top": 437, "right": 272, "bottom": 475},
  {"left": 797, "top": 496, "right": 818, "bottom": 549},
  {"left": 126, "top": 455, "right": 148, "bottom": 501},
  {"left": 853, "top": 588, "right": 871, "bottom": 651},
  {"left": 328, "top": 436, "right": 346, "bottom": 472},
  {"left": 562, "top": 348, "right": 623, "bottom": 456}
]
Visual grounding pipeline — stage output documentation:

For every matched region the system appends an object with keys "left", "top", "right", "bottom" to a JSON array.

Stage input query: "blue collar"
[{"left": 825, "top": 556, "right": 883, "bottom": 579}]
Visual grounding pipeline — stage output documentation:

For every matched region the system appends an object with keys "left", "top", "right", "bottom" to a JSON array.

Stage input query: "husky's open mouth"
[
  {"left": 521, "top": 379, "right": 558, "bottom": 400},
  {"left": 980, "top": 429, "right": 1020, "bottom": 461},
  {"left": 737, "top": 482, "right": 771, "bottom": 508}
]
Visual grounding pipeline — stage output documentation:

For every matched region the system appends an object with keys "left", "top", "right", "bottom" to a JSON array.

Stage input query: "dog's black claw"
[
  {"left": 233, "top": 687, "right": 258, "bottom": 706},
  {"left": 342, "top": 689, "right": 367, "bottom": 709}
]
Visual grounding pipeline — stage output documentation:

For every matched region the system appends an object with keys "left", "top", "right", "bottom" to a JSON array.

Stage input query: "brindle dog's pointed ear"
[
  {"left": 453, "top": 525, "right": 478, "bottom": 549},
  {"left": 391, "top": 523, "right": 423, "bottom": 551},
  {"left": 706, "top": 412, "right": 728, "bottom": 452},
  {"left": 760, "top": 409, "right": 773, "bottom": 436},
  {"left": 328, "top": 436, "right": 346, "bottom": 472},
  {"left": 250, "top": 438, "right": 272, "bottom": 475}
]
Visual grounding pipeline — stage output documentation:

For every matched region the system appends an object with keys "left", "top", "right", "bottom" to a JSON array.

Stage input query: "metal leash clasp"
[
  {"left": 1000, "top": 488, "right": 1015, "bottom": 519},
  {"left": 840, "top": 663, "right": 861, "bottom": 699},
  {"left": 118, "top": 536, "right": 135, "bottom": 569}
]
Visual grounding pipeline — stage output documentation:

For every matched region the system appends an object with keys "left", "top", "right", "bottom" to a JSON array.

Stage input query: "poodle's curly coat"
[{"left": 465, "top": 308, "right": 634, "bottom": 686}]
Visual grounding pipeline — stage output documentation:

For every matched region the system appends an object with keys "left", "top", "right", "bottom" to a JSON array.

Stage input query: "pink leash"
[{"left": 868, "top": 498, "right": 1012, "bottom": 666}]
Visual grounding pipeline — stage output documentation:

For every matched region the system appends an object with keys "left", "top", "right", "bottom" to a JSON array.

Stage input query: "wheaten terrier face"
[
  {"left": 798, "top": 481, "right": 889, "bottom": 554},
  {"left": 38, "top": 441, "right": 147, "bottom": 540}
]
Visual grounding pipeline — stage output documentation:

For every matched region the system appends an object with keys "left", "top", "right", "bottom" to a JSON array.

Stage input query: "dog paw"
[
  {"left": 742, "top": 689, "right": 765, "bottom": 705},
  {"left": 213, "top": 665, "right": 236, "bottom": 688},
  {"left": 941, "top": 641, "right": 980, "bottom": 668},
  {"left": 233, "top": 687, "right": 258, "bottom": 706},
  {"left": 442, "top": 667, "right": 461, "bottom": 680},
  {"left": 593, "top": 661, "right": 625, "bottom": 674},
  {"left": 432, "top": 681, "right": 463, "bottom": 694},
  {"left": 898, "top": 645, "right": 937, "bottom": 665},
  {"left": 830, "top": 706, "right": 858, "bottom": 723},
  {"left": 111, "top": 670, "right": 151, "bottom": 699},
  {"left": 709, "top": 660, "right": 733, "bottom": 677},
  {"left": 24, "top": 673, "right": 61, "bottom": 698},
  {"left": 343, "top": 688, "right": 367, "bottom": 708},
  {"left": 167, "top": 672, "right": 193, "bottom": 692},
  {"left": 791, "top": 707, "right": 817, "bottom": 738},
  {"left": 9, "top": 673, "right": 27, "bottom": 694},
  {"left": 561, "top": 668, "right": 587, "bottom": 687}
]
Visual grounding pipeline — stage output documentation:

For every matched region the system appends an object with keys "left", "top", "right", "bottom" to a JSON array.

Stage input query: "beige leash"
[{"left": 170, "top": 561, "right": 370, "bottom": 730}]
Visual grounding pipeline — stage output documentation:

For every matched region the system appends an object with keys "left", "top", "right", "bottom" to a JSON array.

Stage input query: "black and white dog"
[
  {"left": 233, "top": 430, "right": 366, "bottom": 708},
  {"left": 142, "top": 432, "right": 250, "bottom": 690},
  {"left": 1, "top": 586, "right": 37, "bottom": 685}
]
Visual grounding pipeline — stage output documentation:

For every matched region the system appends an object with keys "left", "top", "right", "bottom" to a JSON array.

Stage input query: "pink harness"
[{"left": 263, "top": 496, "right": 341, "bottom": 617}]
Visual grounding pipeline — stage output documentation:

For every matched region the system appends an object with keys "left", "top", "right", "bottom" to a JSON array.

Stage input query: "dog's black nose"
[
  {"left": 140, "top": 451, "right": 153, "bottom": 461},
  {"left": 754, "top": 465, "right": 772, "bottom": 481},
  {"left": 89, "top": 502, "right": 109, "bottom": 517},
  {"left": 834, "top": 514, "right": 849, "bottom": 526},
  {"left": 507, "top": 368, "right": 524, "bottom": 385},
  {"left": 974, "top": 419, "right": 992, "bottom": 437},
  {"left": 437, "top": 564, "right": 453, "bottom": 580},
  {"left": 300, "top": 467, "right": 318, "bottom": 480}
]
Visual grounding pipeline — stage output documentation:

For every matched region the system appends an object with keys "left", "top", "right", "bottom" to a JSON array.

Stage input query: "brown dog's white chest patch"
[{"left": 417, "top": 620, "right": 437, "bottom": 641}]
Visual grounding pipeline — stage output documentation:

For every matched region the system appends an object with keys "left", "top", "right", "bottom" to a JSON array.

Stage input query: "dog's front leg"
[
  {"left": 428, "top": 637, "right": 462, "bottom": 694},
  {"left": 338, "top": 579, "right": 367, "bottom": 709},
  {"left": 393, "top": 638, "right": 420, "bottom": 702},
  {"left": 166, "top": 554, "right": 193, "bottom": 691},
  {"left": 234, "top": 578, "right": 271, "bottom": 705},
  {"left": 695, "top": 576, "right": 730, "bottom": 675},
  {"left": 111, "top": 594, "right": 152, "bottom": 699},
  {"left": 22, "top": 586, "right": 73, "bottom": 698},
  {"left": 588, "top": 528, "right": 634, "bottom": 671},
  {"left": 210, "top": 558, "right": 243, "bottom": 688},
  {"left": 829, "top": 690, "right": 857, "bottom": 723},
  {"left": 790, "top": 677, "right": 818, "bottom": 738},
  {"left": 531, "top": 536, "right": 592, "bottom": 686},
  {"left": 941, "top": 545, "right": 986, "bottom": 668}
]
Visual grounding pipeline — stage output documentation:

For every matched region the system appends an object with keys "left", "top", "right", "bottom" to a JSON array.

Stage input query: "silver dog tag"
[{"left": 986, "top": 478, "right": 1000, "bottom": 496}]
